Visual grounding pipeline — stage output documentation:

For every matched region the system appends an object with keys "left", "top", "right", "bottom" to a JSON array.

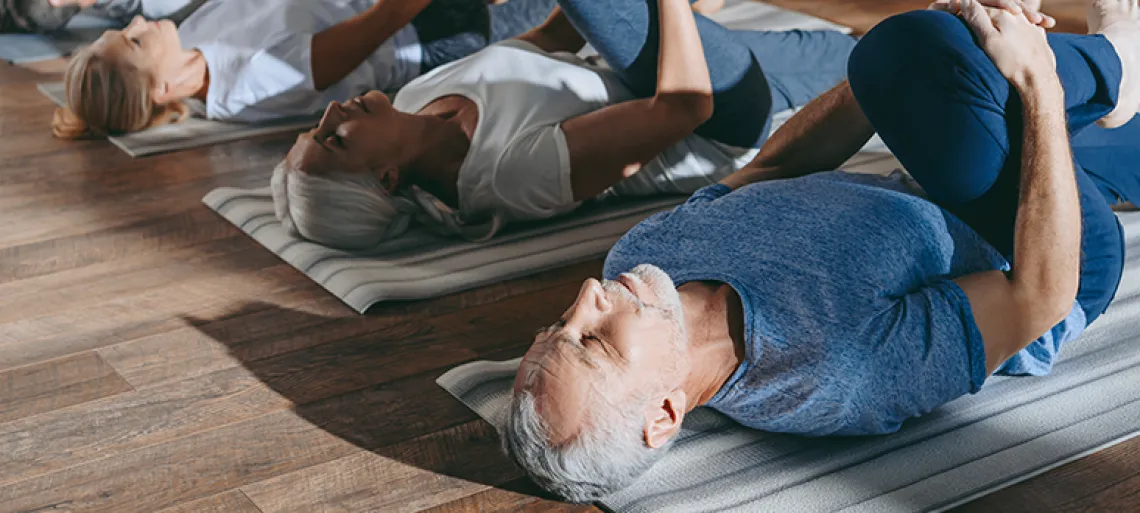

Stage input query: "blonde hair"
[{"left": 52, "top": 44, "right": 189, "bottom": 139}]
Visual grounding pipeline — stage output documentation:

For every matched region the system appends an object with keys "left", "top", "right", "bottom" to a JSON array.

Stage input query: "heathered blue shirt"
[{"left": 603, "top": 171, "right": 1087, "bottom": 436}]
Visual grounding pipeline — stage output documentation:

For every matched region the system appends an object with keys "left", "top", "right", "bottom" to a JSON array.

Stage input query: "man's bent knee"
[{"left": 848, "top": 10, "right": 981, "bottom": 95}]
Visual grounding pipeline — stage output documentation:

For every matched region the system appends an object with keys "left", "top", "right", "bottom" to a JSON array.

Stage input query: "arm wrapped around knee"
[{"left": 270, "top": 162, "right": 420, "bottom": 250}]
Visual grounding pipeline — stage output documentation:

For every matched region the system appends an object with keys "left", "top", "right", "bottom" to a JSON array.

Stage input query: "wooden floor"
[{"left": 0, "top": 1, "right": 1137, "bottom": 512}]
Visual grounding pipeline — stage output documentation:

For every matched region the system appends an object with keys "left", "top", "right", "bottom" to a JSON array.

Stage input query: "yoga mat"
[
  {"left": 0, "top": 13, "right": 114, "bottom": 64},
  {"left": 38, "top": 82, "right": 318, "bottom": 157},
  {"left": 436, "top": 219, "right": 1140, "bottom": 512}
]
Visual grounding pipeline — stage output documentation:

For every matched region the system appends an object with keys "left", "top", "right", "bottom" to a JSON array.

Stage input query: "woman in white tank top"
[{"left": 272, "top": 0, "right": 857, "bottom": 249}]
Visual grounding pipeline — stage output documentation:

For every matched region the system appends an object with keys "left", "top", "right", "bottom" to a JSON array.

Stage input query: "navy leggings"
[
  {"left": 416, "top": 0, "right": 558, "bottom": 72},
  {"left": 850, "top": 10, "right": 1136, "bottom": 324},
  {"left": 557, "top": 0, "right": 857, "bottom": 148}
]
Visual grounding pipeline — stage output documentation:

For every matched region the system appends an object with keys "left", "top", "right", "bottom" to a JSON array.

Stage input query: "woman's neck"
[
  {"left": 192, "top": 52, "right": 210, "bottom": 102},
  {"left": 403, "top": 102, "right": 477, "bottom": 207},
  {"left": 177, "top": 49, "right": 209, "bottom": 102}
]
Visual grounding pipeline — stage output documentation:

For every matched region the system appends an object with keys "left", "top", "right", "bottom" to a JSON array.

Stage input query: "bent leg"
[
  {"left": 90, "top": 0, "right": 203, "bottom": 24},
  {"left": 557, "top": 0, "right": 773, "bottom": 147},
  {"left": 731, "top": 28, "right": 856, "bottom": 113},
  {"left": 1072, "top": 117, "right": 1140, "bottom": 205},
  {"left": 413, "top": 0, "right": 492, "bottom": 72},
  {"left": 848, "top": 9, "right": 1128, "bottom": 323},
  {"left": 490, "top": 0, "right": 558, "bottom": 42}
]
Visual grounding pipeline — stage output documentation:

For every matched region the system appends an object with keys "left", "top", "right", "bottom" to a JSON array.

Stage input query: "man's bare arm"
[
  {"left": 719, "top": 81, "right": 874, "bottom": 190},
  {"left": 952, "top": 2, "right": 1080, "bottom": 373}
]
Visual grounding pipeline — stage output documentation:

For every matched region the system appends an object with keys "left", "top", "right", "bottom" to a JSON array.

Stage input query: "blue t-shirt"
[{"left": 603, "top": 171, "right": 1087, "bottom": 436}]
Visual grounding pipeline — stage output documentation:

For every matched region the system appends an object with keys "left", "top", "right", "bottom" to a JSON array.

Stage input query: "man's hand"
[
  {"left": 955, "top": 0, "right": 1059, "bottom": 89},
  {"left": 930, "top": 0, "right": 1056, "bottom": 28}
]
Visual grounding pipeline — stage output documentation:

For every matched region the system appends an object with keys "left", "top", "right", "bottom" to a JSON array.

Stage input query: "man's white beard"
[{"left": 603, "top": 264, "right": 687, "bottom": 349}]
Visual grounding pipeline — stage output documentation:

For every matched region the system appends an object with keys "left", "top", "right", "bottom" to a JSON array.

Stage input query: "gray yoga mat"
[
  {"left": 0, "top": 13, "right": 114, "bottom": 64},
  {"left": 436, "top": 213, "right": 1140, "bottom": 512},
  {"left": 38, "top": 82, "right": 318, "bottom": 157}
]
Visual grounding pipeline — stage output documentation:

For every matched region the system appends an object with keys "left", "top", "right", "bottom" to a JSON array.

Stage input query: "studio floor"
[{"left": 0, "top": 0, "right": 1136, "bottom": 511}]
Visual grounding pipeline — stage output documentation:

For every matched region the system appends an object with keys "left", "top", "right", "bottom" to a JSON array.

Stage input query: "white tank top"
[
  {"left": 180, "top": 0, "right": 422, "bottom": 123},
  {"left": 393, "top": 39, "right": 758, "bottom": 233}
]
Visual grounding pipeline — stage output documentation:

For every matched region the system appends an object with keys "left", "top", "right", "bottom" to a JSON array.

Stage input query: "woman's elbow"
[{"left": 653, "top": 92, "right": 714, "bottom": 129}]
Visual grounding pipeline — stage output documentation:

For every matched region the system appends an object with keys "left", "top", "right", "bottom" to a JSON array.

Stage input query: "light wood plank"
[
  {"left": 0, "top": 264, "right": 302, "bottom": 371},
  {"left": 155, "top": 490, "right": 264, "bottom": 513},
  {"left": 0, "top": 351, "right": 132, "bottom": 424},
  {"left": 0, "top": 409, "right": 358, "bottom": 513},
  {"left": 0, "top": 366, "right": 291, "bottom": 486}
]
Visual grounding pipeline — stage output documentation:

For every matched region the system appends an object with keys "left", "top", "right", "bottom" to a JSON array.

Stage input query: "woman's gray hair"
[
  {"left": 271, "top": 161, "right": 507, "bottom": 249},
  {"left": 271, "top": 161, "right": 419, "bottom": 250},
  {"left": 501, "top": 374, "right": 672, "bottom": 503}
]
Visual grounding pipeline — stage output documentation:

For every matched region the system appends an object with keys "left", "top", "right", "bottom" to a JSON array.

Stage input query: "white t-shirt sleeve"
[
  {"left": 490, "top": 125, "right": 582, "bottom": 221},
  {"left": 202, "top": 34, "right": 322, "bottom": 123}
]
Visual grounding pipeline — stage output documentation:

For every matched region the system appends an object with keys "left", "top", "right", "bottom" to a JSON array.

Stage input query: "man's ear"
[{"left": 643, "top": 389, "right": 687, "bottom": 449}]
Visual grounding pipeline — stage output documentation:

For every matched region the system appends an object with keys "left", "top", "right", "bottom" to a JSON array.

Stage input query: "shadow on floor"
[{"left": 182, "top": 299, "right": 564, "bottom": 502}]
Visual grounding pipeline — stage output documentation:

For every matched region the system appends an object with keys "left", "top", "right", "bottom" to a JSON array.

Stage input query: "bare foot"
[
  {"left": 1089, "top": 0, "right": 1140, "bottom": 128},
  {"left": 692, "top": 0, "right": 725, "bottom": 16}
]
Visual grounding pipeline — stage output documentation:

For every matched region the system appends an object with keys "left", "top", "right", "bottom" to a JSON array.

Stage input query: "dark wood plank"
[
  {"left": 0, "top": 239, "right": 284, "bottom": 327},
  {"left": 0, "top": 351, "right": 132, "bottom": 424},
  {"left": 0, "top": 280, "right": 580, "bottom": 488},
  {"left": 240, "top": 422, "right": 520, "bottom": 513},
  {"left": 100, "top": 260, "right": 600, "bottom": 388},
  {"left": 951, "top": 434, "right": 1140, "bottom": 513},
  {"left": 227, "top": 282, "right": 580, "bottom": 404},
  {"left": 0, "top": 208, "right": 256, "bottom": 283},
  {"left": 420, "top": 478, "right": 599, "bottom": 513}
]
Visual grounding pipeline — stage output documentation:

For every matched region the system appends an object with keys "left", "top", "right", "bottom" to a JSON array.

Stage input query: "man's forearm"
[
  {"left": 1010, "top": 75, "right": 1081, "bottom": 326},
  {"left": 720, "top": 81, "right": 873, "bottom": 189}
]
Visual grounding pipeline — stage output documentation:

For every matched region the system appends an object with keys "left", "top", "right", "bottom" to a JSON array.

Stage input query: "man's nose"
[{"left": 573, "top": 279, "right": 612, "bottom": 317}]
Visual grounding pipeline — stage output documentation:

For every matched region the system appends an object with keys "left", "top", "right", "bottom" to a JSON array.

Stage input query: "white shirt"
[
  {"left": 178, "top": 0, "right": 422, "bottom": 123},
  {"left": 392, "top": 40, "right": 760, "bottom": 228}
]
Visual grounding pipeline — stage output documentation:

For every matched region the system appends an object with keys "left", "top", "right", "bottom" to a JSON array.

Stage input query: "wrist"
[{"left": 1011, "top": 68, "right": 1064, "bottom": 100}]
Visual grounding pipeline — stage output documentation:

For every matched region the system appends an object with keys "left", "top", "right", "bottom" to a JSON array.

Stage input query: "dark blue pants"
[
  {"left": 417, "top": 0, "right": 558, "bottom": 72},
  {"left": 849, "top": 10, "right": 1136, "bottom": 324},
  {"left": 557, "top": 0, "right": 857, "bottom": 148}
]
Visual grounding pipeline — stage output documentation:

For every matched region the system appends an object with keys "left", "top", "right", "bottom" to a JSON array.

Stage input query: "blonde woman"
[{"left": 51, "top": 0, "right": 556, "bottom": 138}]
